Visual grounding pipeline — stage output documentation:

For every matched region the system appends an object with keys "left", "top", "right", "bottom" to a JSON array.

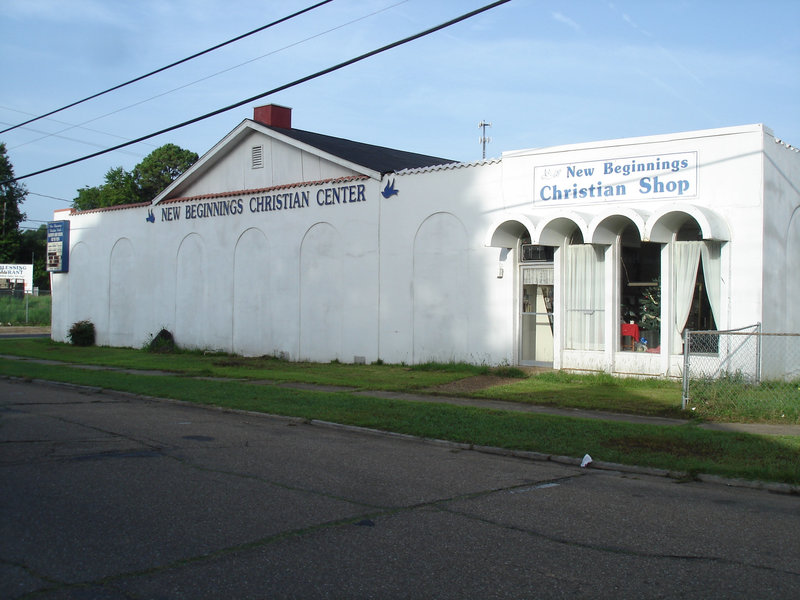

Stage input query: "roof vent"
[
  {"left": 251, "top": 145, "right": 263, "bottom": 169},
  {"left": 253, "top": 104, "right": 292, "bottom": 128}
]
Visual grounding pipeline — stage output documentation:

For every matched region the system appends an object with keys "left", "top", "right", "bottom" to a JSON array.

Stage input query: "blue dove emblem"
[
  {"left": 146, "top": 209, "right": 155, "bottom": 223},
  {"left": 381, "top": 179, "right": 398, "bottom": 198}
]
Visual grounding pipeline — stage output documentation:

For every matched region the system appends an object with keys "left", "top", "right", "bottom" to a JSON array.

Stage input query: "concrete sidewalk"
[
  {"left": 0, "top": 326, "right": 50, "bottom": 336},
  {"left": 349, "top": 388, "right": 800, "bottom": 437},
  {"left": 2, "top": 349, "right": 798, "bottom": 437}
]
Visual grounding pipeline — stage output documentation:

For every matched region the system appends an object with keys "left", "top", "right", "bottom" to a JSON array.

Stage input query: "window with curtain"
[
  {"left": 564, "top": 244, "right": 604, "bottom": 350},
  {"left": 672, "top": 240, "right": 720, "bottom": 352}
]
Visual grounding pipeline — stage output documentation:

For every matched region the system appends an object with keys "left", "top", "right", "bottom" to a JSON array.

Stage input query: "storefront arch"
[
  {"left": 588, "top": 209, "right": 647, "bottom": 244},
  {"left": 534, "top": 213, "right": 590, "bottom": 246},
  {"left": 485, "top": 214, "right": 536, "bottom": 248},
  {"left": 646, "top": 204, "right": 730, "bottom": 242}
]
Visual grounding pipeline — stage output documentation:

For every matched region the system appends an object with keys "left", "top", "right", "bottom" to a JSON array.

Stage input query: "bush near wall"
[{"left": 68, "top": 321, "right": 96, "bottom": 346}]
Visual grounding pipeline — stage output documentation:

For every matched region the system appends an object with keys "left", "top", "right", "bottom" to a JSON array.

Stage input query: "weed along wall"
[{"left": 51, "top": 106, "right": 800, "bottom": 377}]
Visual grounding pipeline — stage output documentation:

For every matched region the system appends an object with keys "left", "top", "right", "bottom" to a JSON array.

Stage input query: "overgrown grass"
[
  {"left": 412, "top": 360, "right": 526, "bottom": 379},
  {"left": 689, "top": 377, "right": 800, "bottom": 423},
  {"left": 1, "top": 358, "right": 798, "bottom": 484},
  {"left": 472, "top": 370, "right": 685, "bottom": 419},
  {"left": 1, "top": 337, "right": 798, "bottom": 425},
  {"left": 0, "top": 294, "right": 51, "bottom": 325}
]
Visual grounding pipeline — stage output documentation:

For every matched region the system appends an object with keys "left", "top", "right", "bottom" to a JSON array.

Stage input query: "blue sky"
[{"left": 2, "top": 0, "right": 798, "bottom": 229}]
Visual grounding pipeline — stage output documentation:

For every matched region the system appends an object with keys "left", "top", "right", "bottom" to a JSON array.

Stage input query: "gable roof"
[
  {"left": 154, "top": 117, "right": 458, "bottom": 204},
  {"left": 261, "top": 123, "right": 457, "bottom": 175}
]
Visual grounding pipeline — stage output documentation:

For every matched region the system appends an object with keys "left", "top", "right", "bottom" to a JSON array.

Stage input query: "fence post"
[
  {"left": 755, "top": 322, "right": 762, "bottom": 384},
  {"left": 682, "top": 329, "right": 691, "bottom": 410}
]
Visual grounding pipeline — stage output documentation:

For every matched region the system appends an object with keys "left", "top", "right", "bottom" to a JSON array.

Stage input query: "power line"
[
  {"left": 1, "top": 104, "right": 158, "bottom": 151},
  {"left": 0, "top": 0, "right": 334, "bottom": 136},
  {"left": 8, "top": 1, "right": 407, "bottom": 152},
  {"left": 0, "top": 121, "right": 144, "bottom": 158},
  {"left": 4, "top": 0, "right": 512, "bottom": 185},
  {"left": 27, "top": 192, "right": 71, "bottom": 203}
]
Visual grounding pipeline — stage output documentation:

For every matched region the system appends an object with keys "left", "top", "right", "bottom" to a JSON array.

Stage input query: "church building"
[{"left": 50, "top": 104, "right": 800, "bottom": 377}]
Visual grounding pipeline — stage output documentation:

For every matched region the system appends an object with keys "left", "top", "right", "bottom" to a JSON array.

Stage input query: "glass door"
[{"left": 520, "top": 267, "right": 554, "bottom": 366}]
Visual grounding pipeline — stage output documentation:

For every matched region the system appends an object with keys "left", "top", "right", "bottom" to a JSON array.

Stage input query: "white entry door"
[{"left": 520, "top": 266, "right": 554, "bottom": 366}]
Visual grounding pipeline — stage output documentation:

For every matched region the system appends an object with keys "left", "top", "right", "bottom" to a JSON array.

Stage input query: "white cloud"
[{"left": 551, "top": 11, "right": 581, "bottom": 33}]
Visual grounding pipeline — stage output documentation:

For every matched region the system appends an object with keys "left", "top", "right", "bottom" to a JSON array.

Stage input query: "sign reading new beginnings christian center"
[
  {"left": 151, "top": 182, "right": 369, "bottom": 225},
  {"left": 534, "top": 152, "right": 697, "bottom": 203}
]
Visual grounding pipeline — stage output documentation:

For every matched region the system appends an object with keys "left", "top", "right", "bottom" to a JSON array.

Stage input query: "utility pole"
[{"left": 478, "top": 120, "right": 492, "bottom": 159}]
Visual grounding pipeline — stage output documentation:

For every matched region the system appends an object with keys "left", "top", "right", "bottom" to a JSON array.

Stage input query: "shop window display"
[{"left": 620, "top": 225, "right": 661, "bottom": 352}]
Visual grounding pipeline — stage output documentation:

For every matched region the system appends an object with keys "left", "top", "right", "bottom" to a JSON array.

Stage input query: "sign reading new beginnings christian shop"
[{"left": 534, "top": 152, "right": 697, "bottom": 203}]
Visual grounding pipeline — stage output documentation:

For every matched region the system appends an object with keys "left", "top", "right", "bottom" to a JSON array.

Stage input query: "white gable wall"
[{"left": 178, "top": 131, "right": 363, "bottom": 198}]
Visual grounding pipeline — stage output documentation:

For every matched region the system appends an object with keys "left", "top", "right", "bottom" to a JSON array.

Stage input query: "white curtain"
[
  {"left": 672, "top": 241, "right": 702, "bottom": 349},
  {"left": 523, "top": 268, "right": 554, "bottom": 285},
  {"left": 700, "top": 242, "right": 721, "bottom": 326},
  {"left": 564, "top": 244, "right": 604, "bottom": 350}
]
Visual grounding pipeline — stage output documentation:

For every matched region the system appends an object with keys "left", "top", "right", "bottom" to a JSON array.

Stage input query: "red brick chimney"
[{"left": 253, "top": 104, "right": 292, "bottom": 128}]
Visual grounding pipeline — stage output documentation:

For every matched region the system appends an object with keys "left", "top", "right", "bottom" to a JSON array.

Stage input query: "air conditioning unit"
[{"left": 521, "top": 244, "right": 554, "bottom": 262}]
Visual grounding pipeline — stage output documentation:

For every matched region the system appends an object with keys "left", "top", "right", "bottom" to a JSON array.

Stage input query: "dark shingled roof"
[{"left": 260, "top": 123, "right": 457, "bottom": 174}]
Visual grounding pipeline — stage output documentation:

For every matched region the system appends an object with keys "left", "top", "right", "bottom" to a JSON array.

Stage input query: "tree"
[
  {"left": 16, "top": 225, "right": 48, "bottom": 290},
  {"left": 134, "top": 143, "right": 198, "bottom": 201},
  {"left": 102, "top": 166, "right": 140, "bottom": 206},
  {"left": 73, "top": 185, "right": 104, "bottom": 211},
  {"left": 73, "top": 166, "right": 139, "bottom": 211},
  {"left": 72, "top": 143, "right": 198, "bottom": 210},
  {"left": 0, "top": 142, "right": 27, "bottom": 262}
]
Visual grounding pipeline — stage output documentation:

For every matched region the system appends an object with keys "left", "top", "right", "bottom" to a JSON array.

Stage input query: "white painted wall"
[{"left": 51, "top": 123, "right": 800, "bottom": 376}]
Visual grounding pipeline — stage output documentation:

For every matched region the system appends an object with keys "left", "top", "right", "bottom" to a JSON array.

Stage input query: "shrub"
[
  {"left": 145, "top": 328, "right": 176, "bottom": 353},
  {"left": 68, "top": 320, "right": 95, "bottom": 346}
]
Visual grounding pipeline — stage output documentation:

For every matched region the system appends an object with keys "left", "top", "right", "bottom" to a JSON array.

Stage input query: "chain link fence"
[
  {"left": 682, "top": 324, "right": 800, "bottom": 416},
  {"left": 0, "top": 290, "right": 51, "bottom": 325}
]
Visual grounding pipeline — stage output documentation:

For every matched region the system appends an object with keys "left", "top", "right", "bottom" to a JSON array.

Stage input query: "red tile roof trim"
[
  {"left": 159, "top": 174, "right": 371, "bottom": 205},
  {"left": 69, "top": 201, "right": 151, "bottom": 215}
]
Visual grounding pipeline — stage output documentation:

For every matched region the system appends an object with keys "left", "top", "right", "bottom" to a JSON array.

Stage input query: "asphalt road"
[{"left": 1, "top": 378, "right": 799, "bottom": 599}]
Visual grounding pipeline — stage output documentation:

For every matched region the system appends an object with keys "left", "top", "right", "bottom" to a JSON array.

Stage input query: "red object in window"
[{"left": 621, "top": 323, "right": 640, "bottom": 341}]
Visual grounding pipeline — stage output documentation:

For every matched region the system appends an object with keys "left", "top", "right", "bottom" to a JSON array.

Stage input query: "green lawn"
[
  {"left": 1, "top": 338, "right": 799, "bottom": 485},
  {"left": 470, "top": 370, "right": 684, "bottom": 418}
]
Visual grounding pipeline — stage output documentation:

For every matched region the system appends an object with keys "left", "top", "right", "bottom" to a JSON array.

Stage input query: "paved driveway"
[{"left": 2, "top": 379, "right": 799, "bottom": 599}]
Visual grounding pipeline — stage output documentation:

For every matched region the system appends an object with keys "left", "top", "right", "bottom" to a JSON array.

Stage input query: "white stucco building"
[{"left": 50, "top": 105, "right": 800, "bottom": 377}]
